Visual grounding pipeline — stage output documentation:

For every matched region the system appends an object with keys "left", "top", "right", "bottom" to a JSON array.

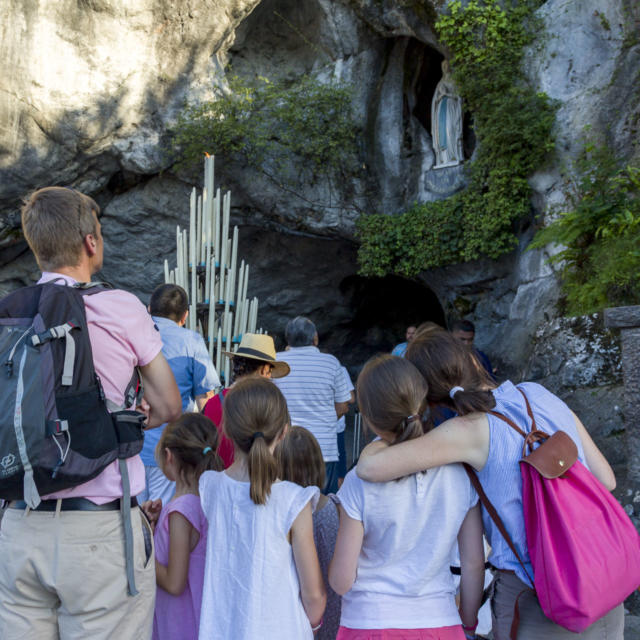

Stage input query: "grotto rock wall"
[{"left": 0, "top": 0, "right": 638, "bottom": 458}]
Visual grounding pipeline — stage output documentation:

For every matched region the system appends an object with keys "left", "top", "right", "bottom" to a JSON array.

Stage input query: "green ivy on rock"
[{"left": 357, "top": 0, "right": 556, "bottom": 277}]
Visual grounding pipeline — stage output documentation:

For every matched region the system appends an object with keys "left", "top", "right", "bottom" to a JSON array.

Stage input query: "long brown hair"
[
  {"left": 357, "top": 354, "right": 428, "bottom": 445},
  {"left": 275, "top": 426, "right": 325, "bottom": 490},
  {"left": 156, "top": 413, "right": 224, "bottom": 484},
  {"left": 406, "top": 331, "right": 496, "bottom": 415},
  {"left": 222, "top": 377, "right": 289, "bottom": 504}
]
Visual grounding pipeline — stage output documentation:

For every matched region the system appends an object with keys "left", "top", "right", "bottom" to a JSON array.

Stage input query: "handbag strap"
[
  {"left": 464, "top": 386, "right": 537, "bottom": 588},
  {"left": 463, "top": 463, "right": 535, "bottom": 587}
]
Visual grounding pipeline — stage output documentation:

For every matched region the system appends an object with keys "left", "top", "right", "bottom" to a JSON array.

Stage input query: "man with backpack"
[{"left": 0, "top": 187, "right": 181, "bottom": 639}]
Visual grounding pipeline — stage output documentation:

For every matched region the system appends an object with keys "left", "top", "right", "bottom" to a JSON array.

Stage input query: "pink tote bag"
[
  {"left": 521, "top": 438, "right": 640, "bottom": 631},
  {"left": 468, "top": 389, "right": 640, "bottom": 636}
]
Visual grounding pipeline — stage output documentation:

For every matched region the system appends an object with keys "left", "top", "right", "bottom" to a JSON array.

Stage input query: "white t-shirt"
[
  {"left": 337, "top": 464, "right": 478, "bottom": 629},
  {"left": 198, "top": 471, "right": 319, "bottom": 640},
  {"left": 337, "top": 366, "right": 354, "bottom": 435}
]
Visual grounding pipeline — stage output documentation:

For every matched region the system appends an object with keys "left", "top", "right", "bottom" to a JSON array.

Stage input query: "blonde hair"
[
  {"left": 275, "top": 426, "right": 325, "bottom": 490},
  {"left": 156, "top": 413, "right": 224, "bottom": 484},
  {"left": 21, "top": 187, "right": 100, "bottom": 271},
  {"left": 222, "top": 377, "right": 289, "bottom": 504},
  {"left": 357, "top": 354, "right": 428, "bottom": 445}
]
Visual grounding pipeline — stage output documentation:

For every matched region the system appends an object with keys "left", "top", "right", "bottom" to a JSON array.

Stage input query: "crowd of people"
[{"left": 0, "top": 186, "right": 628, "bottom": 640}]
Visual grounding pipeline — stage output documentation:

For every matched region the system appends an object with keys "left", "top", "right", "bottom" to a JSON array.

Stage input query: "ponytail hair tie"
[
  {"left": 202, "top": 446, "right": 212, "bottom": 455},
  {"left": 406, "top": 414, "right": 420, "bottom": 422},
  {"left": 449, "top": 386, "right": 464, "bottom": 399},
  {"left": 251, "top": 432, "right": 264, "bottom": 443}
]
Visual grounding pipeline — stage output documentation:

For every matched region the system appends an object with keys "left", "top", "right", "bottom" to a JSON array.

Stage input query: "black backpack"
[{"left": 0, "top": 280, "right": 146, "bottom": 506}]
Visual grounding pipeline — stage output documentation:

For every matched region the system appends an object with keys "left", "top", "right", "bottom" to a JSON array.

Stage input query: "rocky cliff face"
[{"left": 0, "top": 0, "right": 638, "bottom": 431}]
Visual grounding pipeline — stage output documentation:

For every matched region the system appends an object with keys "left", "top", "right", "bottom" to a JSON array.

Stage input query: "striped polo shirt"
[{"left": 274, "top": 346, "right": 352, "bottom": 461}]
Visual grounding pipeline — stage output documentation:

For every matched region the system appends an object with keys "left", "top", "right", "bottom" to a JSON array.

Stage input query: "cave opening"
[{"left": 333, "top": 274, "right": 446, "bottom": 373}]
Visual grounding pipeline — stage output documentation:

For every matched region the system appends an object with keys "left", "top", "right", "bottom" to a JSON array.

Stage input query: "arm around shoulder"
[{"left": 356, "top": 414, "right": 490, "bottom": 482}]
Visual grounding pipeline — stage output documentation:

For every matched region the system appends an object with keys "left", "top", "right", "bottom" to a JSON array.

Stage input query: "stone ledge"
[{"left": 604, "top": 306, "right": 640, "bottom": 330}]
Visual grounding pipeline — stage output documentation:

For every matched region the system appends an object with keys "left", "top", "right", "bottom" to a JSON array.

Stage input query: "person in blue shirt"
[
  {"left": 450, "top": 319, "right": 497, "bottom": 382},
  {"left": 139, "top": 284, "right": 220, "bottom": 504},
  {"left": 391, "top": 324, "right": 417, "bottom": 357}
]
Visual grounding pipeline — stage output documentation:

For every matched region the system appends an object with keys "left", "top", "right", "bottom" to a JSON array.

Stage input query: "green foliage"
[
  {"left": 530, "top": 144, "right": 640, "bottom": 314},
  {"left": 357, "top": 0, "right": 557, "bottom": 277},
  {"left": 170, "top": 75, "right": 358, "bottom": 189}
]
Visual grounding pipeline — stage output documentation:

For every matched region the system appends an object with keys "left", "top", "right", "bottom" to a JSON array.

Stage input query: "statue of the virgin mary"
[{"left": 431, "top": 60, "right": 464, "bottom": 168}]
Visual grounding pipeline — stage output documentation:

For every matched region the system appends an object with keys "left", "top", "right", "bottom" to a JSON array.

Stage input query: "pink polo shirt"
[{"left": 40, "top": 272, "right": 163, "bottom": 503}]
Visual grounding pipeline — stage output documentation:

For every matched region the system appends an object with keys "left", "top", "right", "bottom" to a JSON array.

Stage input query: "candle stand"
[{"left": 161, "top": 155, "right": 262, "bottom": 386}]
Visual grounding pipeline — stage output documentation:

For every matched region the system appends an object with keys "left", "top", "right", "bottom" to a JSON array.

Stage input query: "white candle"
[
  {"left": 247, "top": 298, "right": 254, "bottom": 334},
  {"left": 224, "top": 311, "right": 233, "bottom": 387},
  {"left": 242, "top": 264, "right": 249, "bottom": 305},
  {"left": 228, "top": 226, "right": 238, "bottom": 305},
  {"left": 223, "top": 270, "right": 231, "bottom": 316},
  {"left": 163, "top": 259, "right": 169, "bottom": 284},
  {"left": 208, "top": 257, "right": 216, "bottom": 358},
  {"left": 215, "top": 327, "right": 222, "bottom": 383},
  {"left": 220, "top": 192, "right": 229, "bottom": 273},
  {"left": 204, "top": 188, "right": 211, "bottom": 303},
  {"left": 176, "top": 238, "right": 182, "bottom": 290},
  {"left": 234, "top": 260, "right": 245, "bottom": 336},
  {"left": 213, "top": 188, "right": 221, "bottom": 268},
  {"left": 189, "top": 189, "right": 196, "bottom": 267},
  {"left": 182, "top": 231, "right": 188, "bottom": 293},
  {"left": 240, "top": 298, "right": 249, "bottom": 336},
  {"left": 196, "top": 194, "right": 202, "bottom": 266}
]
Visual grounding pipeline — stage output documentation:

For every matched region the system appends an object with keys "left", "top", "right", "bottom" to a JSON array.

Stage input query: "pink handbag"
[{"left": 466, "top": 388, "right": 640, "bottom": 637}]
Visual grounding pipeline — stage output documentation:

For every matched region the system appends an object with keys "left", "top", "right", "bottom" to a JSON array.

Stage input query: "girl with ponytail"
[
  {"left": 357, "top": 332, "right": 621, "bottom": 640},
  {"left": 329, "top": 354, "right": 485, "bottom": 640},
  {"left": 198, "top": 377, "right": 326, "bottom": 639}
]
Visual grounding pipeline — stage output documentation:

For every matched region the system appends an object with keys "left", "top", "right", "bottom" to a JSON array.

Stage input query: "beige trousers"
[
  {"left": 491, "top": 570, "right": 624, "bottom": 640},
  {"left": 0, "top": 505, "right": 155, "bottom": 640}
]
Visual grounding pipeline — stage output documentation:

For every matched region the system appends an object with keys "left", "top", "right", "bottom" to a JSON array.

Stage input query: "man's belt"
[{"left": 9, "top": 497, "right": 138, "bottom": 511}]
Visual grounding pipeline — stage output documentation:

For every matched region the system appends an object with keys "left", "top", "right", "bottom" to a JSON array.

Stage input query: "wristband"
[
  {"left": 461, "top": 617, "right": 478, "bottom": 632},
  {"left": 311, "top": 618, "right": 323, "bottom": 632}
]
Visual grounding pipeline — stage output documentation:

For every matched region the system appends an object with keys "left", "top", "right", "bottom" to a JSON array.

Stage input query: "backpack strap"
[
  {"left": 76, "top": 280, "right": 139, "bottom": 598},
  {"left": 464, "top": 462, "right": 535, "bottom": 640},
  {"left": 218, "top": 390, "right": 225, "bottom": 405},
  {"left": 463, "top": 464, "right": 535, "bottom": 587},
  {"left": 31, "top": 322, "right": 78, "bottom": 386}
]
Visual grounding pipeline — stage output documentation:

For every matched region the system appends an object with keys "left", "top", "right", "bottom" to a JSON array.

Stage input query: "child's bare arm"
[
  {"left": 328, "top": 505, "right": 364, "bottom": 595},
  {"left": 457, "top": 503, "right": 485, "bottom": 631},
  {"left": 290, "top": 502, "right": 326, "bottom": 628},
  {"left": 155, "top": 512, "right": 198, "bottom": 596}
]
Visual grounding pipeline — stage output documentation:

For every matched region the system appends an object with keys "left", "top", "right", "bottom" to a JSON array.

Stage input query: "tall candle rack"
[{"left": 162, "top": 154, "right": 262, "bottom": 386}]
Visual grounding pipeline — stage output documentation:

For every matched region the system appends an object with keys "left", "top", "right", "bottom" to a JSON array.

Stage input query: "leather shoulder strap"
[
  {"left": 487, "top": 386, "right": 538, "bottom": 439},
  {"left": 464, "top": 463, "right": 535, "bottom": 587},
  {"left": 488, "top": 409, "right": 527, "bottom": 438}
]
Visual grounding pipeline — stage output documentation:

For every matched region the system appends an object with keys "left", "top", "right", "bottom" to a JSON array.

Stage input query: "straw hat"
[{"left": 223, "top": 333, "right": 290, "bottom": 378}]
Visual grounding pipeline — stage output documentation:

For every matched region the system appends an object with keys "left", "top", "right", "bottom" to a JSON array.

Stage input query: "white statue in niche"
[{"left": 431, "top": 60, "right": 464, "bottom": 168}]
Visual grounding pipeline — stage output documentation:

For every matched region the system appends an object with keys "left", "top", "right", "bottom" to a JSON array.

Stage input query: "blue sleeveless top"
[{"left": 477, "top": 381, "right": 588, "bottom": 585}]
